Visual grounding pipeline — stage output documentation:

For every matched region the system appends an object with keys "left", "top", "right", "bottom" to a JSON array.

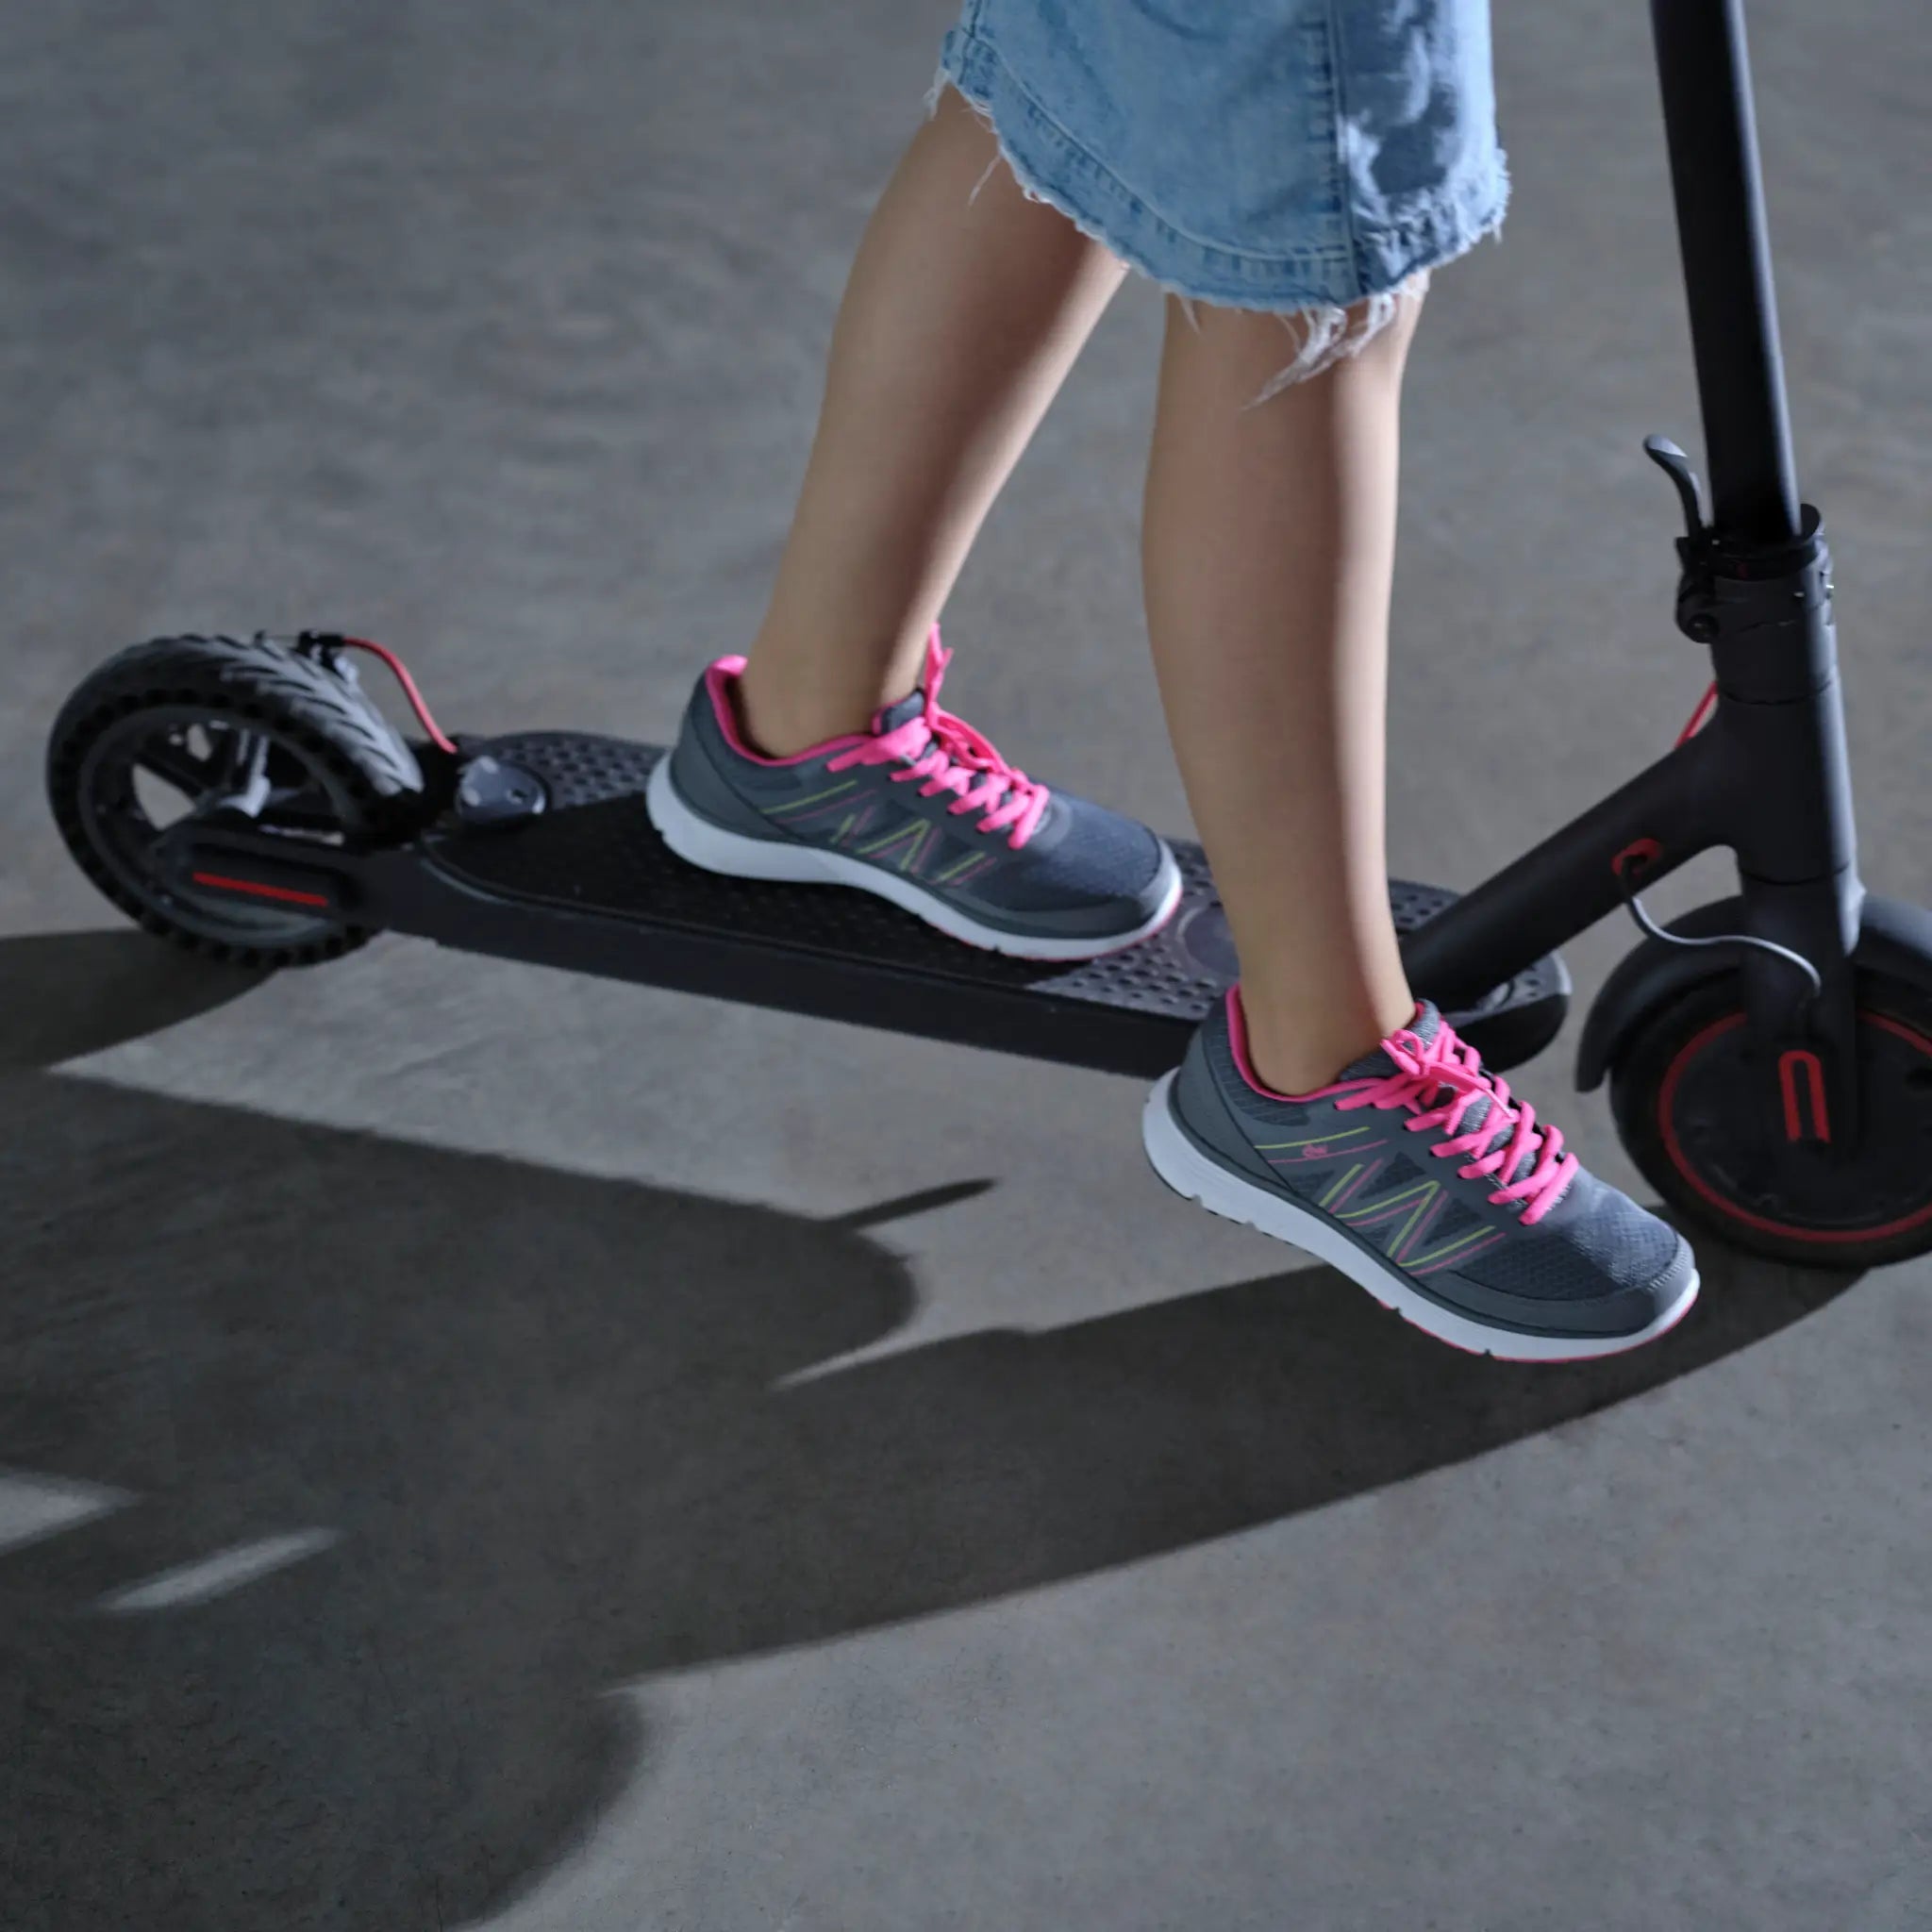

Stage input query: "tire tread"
[{"left": 45, "top": 633, "right": 425, "bottom": 969}]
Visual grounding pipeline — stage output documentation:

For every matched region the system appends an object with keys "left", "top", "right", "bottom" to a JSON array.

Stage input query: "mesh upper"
[
  {"left": 1450, "top": 1171, "right": 1680, "bottom": 1299},
  {"left": 974, "top": 794, "right": 1163, "bottom": 910},
  {"left": 1374, "top": 1152, "right": 1426, "bottom": 1193},
  {"left": 1429, "top": 1196, "right": 1485, "bottom": 1242}
]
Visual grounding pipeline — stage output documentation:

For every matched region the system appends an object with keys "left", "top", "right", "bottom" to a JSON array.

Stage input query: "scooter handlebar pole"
[{"left": 1649, "top": 0, "right": 1803, "bottom": 545}]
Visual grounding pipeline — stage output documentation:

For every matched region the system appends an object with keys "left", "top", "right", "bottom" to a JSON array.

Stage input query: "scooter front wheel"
[
  {"left": 1609, "top": 971, "right": 1932, "bottom": 1269},
  {"left": 46, "top": 632, "right": 425, "bottom": 967}
]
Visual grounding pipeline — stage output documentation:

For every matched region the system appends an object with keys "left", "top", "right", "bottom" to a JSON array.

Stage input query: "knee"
[{"left": 1173, "top": 272, "right": 1430, "bottom": 404}]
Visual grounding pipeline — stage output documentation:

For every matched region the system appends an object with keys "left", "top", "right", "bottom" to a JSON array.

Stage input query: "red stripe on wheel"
[
  {"left": 190, "top": 871, "right": 331, "bottom": 908},
  {"left": 1657, "top": 1009, "right": 1932, "bottom": 1243},
  {"left": 1777, "top": 1048, "right": 1830, "bottom": 1143}
]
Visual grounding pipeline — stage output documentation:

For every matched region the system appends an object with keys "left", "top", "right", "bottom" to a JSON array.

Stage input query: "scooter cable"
[
  {"left": 335, "top": 636, "right": 459, "bottom": 756},
  {"left": 1615, "top": 678, "right": 1824, "bottom": 1004}
]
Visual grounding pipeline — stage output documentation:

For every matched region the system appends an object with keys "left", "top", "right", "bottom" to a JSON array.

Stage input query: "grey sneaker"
[
  {"left": 1144, "top": 989, "right": 1700, "bottom": 1361},
  {"left": 647, "top": 630, "right": 1183, "bottom": 959}
]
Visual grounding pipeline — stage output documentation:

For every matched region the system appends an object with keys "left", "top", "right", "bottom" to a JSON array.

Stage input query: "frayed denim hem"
[{"left": 925, "top": 25, "right": 1509, "bottom": 394}]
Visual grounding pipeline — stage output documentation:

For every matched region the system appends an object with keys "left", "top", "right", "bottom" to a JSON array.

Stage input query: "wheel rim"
[
  {"left": 1656, "top": 1006, "right": 1932, "bottom": 1244},
  {"left": 73, "top": 704, "right": 356, "bottom": 950}
]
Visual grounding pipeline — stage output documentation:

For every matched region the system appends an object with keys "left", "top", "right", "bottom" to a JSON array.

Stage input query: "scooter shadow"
[{"left": 0, "top": 932, "right": 1858, "bottom": 1932}]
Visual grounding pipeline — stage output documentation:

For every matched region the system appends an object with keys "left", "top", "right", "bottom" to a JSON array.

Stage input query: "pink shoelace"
[
  {"left": 825, "top": 628, "right": 1051, "bottom": 849},
  {"left": 1335, "top": 1016, "right": 1580, "bottom": 1224}
]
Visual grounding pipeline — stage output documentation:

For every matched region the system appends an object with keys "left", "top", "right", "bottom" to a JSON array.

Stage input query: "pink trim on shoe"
[{"left": 702, "top": 656, "right": 870, "bottom": 768}]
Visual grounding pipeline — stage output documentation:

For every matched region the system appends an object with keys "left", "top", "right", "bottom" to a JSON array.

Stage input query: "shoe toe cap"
[
  {"left": 1440, "top": 1181, "right": 1697, "bottom": 1340},
  {"left": 1047, "top": 795, "right": 1169, "bottom": 905},
  {"left": 974, "top": 794, "right": 1173, "bottom": 921}
]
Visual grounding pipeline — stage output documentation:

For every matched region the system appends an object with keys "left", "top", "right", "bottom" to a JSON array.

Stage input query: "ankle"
[
  {"left": 733, "top": 660, "right": 876, "bottom": 759},
  {"left": 1238, "top": 987, "right": 1417, "bottom": 1097},
  {"left": 1244, "top": 1030, "right": 1371, "bottom": 1100}
]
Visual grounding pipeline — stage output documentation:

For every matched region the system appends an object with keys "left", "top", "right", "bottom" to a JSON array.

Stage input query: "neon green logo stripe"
[
  {"left": 1406, "top": 1224, "right": 1497, "bottom": 1268},
  {"left": 854, "top": 818, "right": 931, "bottom": 873},
  {"left": 773, "top": 776, "right": 858, "bottom": 815},
  {"left": 1337, "top": 1178, "right": 1438, "bottom": 1224},
  {"left": 1320, "top": 1163, "right": 1364, "bottom": 1209},
  {"left": 1256, "top": 1124, "right": 1373, "bottom": 1153},
  {"left": 934, "top": 846, "right": 987, "bottom": 883}
]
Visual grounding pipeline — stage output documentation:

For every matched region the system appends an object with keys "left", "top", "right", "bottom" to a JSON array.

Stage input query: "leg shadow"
[{"left": 0, "top": 933, "right": 1858, "bottom": 1930}]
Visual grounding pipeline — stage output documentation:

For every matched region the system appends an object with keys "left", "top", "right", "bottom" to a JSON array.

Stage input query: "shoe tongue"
[
  {"left": 1339, "top": 1000, "right": 1540, "bottom": 1185},
  {"left": 871, "top": 691, "right": 927, "bottom": 736},
  {"left": 1335, "top": 999, "right": 1443, "bottom": 1080},
  {"left": 869, "top": 689, "right": 1022, "bottom": 807}
]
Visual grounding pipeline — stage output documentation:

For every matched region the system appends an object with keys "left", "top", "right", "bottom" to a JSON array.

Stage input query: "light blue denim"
[{"left": 929, "top": 0, "right": 1508, "bottom": 317}]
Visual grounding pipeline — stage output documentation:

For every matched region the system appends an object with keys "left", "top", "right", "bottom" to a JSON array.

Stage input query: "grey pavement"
[{"left": 4, "top": 3, "right": 1930, "bottom": 1928}]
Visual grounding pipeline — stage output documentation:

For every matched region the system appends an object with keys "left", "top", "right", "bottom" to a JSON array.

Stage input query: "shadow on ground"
[{"left": 0, "top": 933, "right": 1859, "bottom": 1930}]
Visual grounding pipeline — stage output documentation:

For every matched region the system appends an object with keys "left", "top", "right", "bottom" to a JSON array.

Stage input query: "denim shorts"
[{"left": 929, "top": 0, "right": 1508, "bottom": 322}]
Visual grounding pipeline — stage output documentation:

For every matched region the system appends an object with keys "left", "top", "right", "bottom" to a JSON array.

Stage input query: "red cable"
[
  {"left": 1611, "top": 681, "right": 1718, "bottom": 890},
  {"left": 1676, "top": 679, "right": 1718, "bottom": 745},
  {"left": 339, "top": 636, "right": 458, "bottom": 755}
]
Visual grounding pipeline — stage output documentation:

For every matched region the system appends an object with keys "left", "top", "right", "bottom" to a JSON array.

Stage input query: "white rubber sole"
[
  {"left": 646, "top": 754, "right": 1185, "bottom": 963},
  {"left": 1141, "top": 1071, "right": 1701, "bottom": 1363}
]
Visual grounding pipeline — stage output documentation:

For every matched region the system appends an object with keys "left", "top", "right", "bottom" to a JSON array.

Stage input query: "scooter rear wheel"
[
  {"left": 1609, "top": 971, "right": 1932, "bottom": 1269},
  {"left": 46, "top": 632, "right": 424, "bottom": 967}
]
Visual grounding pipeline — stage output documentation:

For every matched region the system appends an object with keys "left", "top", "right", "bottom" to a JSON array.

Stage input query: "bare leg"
[
  {"left": 1142, "top": 292, "right": 1426, "bottom": 1095},
  {"left": 737, "top": 89, "right": 1128, "bottom": 757}
]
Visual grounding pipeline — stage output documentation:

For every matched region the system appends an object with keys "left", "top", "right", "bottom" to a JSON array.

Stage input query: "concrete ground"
[{"left": 5, "top": 2, "right": 1931, "bottom": 1926}]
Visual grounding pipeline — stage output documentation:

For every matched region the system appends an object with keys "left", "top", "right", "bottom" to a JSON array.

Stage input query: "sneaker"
[
  {"left": 1143, "top": 988, "right": 1700, "bottom": 1361},
  {"left": 647, "top": 627, "right": 1183, "bottom": 960}
]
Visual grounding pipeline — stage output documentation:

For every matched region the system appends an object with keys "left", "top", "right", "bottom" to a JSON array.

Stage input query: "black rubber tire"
[
  {"left": 1610, "top": 968, "right": 1932, "bottom": 1269},
  {"left": 46, "top": 632, "right": 425, "bottom": 968}
]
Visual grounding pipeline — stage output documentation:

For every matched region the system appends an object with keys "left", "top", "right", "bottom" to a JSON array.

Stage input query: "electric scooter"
[{"left": 44, "top": 0, "right": 1932, "bottom": 1269}]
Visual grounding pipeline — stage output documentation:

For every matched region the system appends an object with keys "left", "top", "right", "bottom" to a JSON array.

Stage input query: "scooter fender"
[{"left": 1575, "top": 892, "right": 1932, "bottom": 1092}]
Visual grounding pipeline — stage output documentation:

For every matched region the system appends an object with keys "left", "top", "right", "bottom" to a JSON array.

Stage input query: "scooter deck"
[
  {"left": 330, "top": 729, "right": 1567, "bottom": 1079},
  {"left": 185, "top": 728, "right": 1567, "bottom": 1076}
]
